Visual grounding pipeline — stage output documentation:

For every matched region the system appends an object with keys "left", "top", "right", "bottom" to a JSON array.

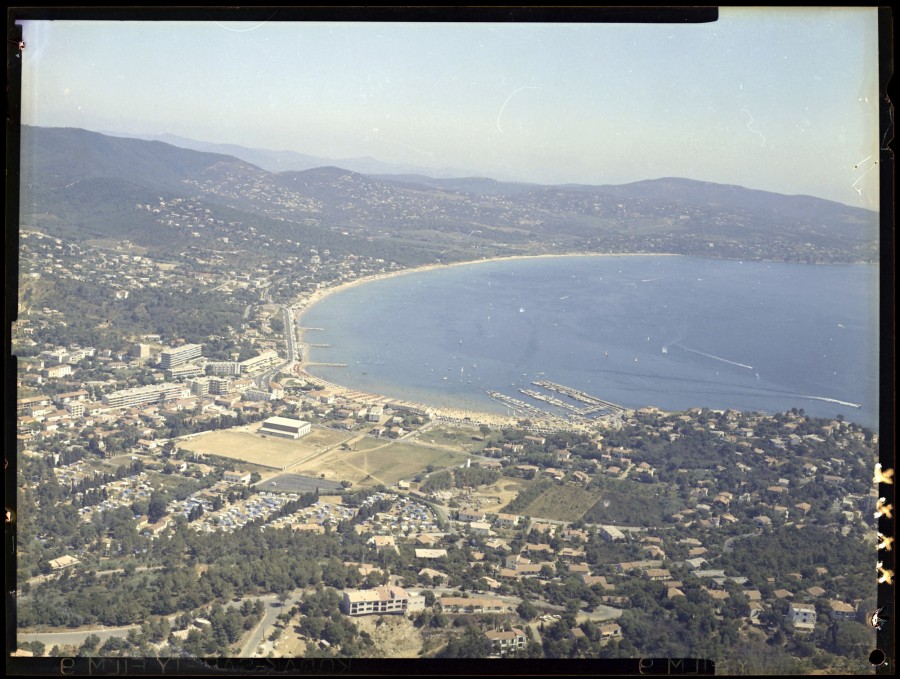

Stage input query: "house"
[
  {"left": 495, "top": 513, "right": 519, "bottom": 528},
  {"left": 788, "top": 602, "right": 817, "bottom": 632},
  {"left": 415, "top": 533, "right": 441, "bottom": 546},
  {"left": 440, "top": 596, "right": 510, "bottom": 614},
  {"left": 469, "top": 521, "right": 492, "bottom": 536},
  {"left": 418, "top": 568, "right": 446, "bottom": 582},
  {"left": 485, "top": 538, "right": 511, "bottom": 551},
  {"left": 343, "top": 562, "right": 382, "bottom": 577},
  {"left": 458, "top": 508, "right": 485, "bottom": 523},
  {"left": 599, "top": 623, "right": 622, "bottom": 642},
  {"left": 829, "top": 600, "right": 857, "bottom": 621},
  {"left": 224, "top": 470, "right": 252, "bottom": 485},
  {"left": 643, "top": 545, "right": 666, "bottom": 559},
  {"left": 571, "top": 470, "right": 591, "bottom": 484},
  {"left": 484, "top": 628, "right": 527, "bottom": 656},
  {"left": 747, "top": 601, "right": 764, "bottom": 622},
  {"left": 415, "top": 549, "right": 447, "bottom": 559},
  {"left": 559, "top": 547, "right": 586, "bottom": 561},
  {"left": 145, "top": 518, "right": 170, "bottom": 535},
  {"left": 524, "top": 543, "right": 553, "bottom": 555},
  {"left": 369, "top": 535, "right": 398, "bottom": 552},
  {"left": 684, "top": 556, "right": 708, "bottom": 570},
  {"left": 48, "top": 555, "right": 80, "bottom": 571},
  {"left": 600, "top": 525, "right": 625, "bottom": 541},
  {"left": 581, "top": 574, "right": 614, "bottom": 590}
]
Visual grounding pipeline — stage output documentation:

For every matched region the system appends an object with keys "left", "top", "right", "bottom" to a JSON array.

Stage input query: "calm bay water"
[{"left": 301, "top": 255, "right": 880, "bottom": 429}]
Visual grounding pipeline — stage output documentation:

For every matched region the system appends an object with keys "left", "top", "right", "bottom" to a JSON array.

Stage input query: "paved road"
[
  {"left": 16, "top": 591, "right": 283, "bottom": 655},
  {"left": 18, "top": 582, "right": 621, "bottom": 656},
  {"left": 239, "top": 589, "right": 310, "bottom": 658}
]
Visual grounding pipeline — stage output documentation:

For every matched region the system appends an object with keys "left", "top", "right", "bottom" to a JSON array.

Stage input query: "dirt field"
[
  {"left": 352, "top": 614, "right": 424, "bottom": 657},
  {"left": 417, "top": 425, "right": 485, "bottom": 453},
  {"left": 294, "top": 437, "right": 470, "bottom": 487},
  {"left": 481, "top": 478, "right": 530, "bottom": 509},
  {"left": 176, "top": 424, "right": 352, "bottom": 470},
  {"left": 271, "top": 612, "right": 423, "bottom": 658},
  {"left": 271, "top": 626, "right": 311, "bottom": 658}
]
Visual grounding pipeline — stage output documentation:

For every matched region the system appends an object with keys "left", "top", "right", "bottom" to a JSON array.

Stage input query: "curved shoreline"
[
  {"left": 291, "top": 252, "right": 668, "bottom": 426},
  {"left": 289, "top": 252, "right": 875, "bottom": 429}
]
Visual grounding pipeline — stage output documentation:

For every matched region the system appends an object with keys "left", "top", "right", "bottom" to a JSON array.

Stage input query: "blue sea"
[{"left": 300, "top": 255, "right": 880, "bottom": 429}]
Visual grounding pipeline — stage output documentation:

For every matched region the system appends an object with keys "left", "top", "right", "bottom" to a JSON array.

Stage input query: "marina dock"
[{"left": 532, "top": 381, "right": 626, "bottom": 415}]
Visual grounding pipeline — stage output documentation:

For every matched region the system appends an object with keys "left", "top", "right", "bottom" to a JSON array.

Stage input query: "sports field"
[
  {"left": 176, "top": 424, "right": 352, "bottom": 470},
  {"left": 293, "top": 436, "right": 470, "bottom": 487}
]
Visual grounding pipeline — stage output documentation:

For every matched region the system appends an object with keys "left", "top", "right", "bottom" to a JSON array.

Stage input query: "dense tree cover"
[
  {"left": 437, "top": 624, "right": 492, "bottom": 658},
  {"left": 296, "top": 588, "right": 375, "bottom": 656},
  {"left": 420, "top": 467, "right": 500, "bottom": 494},
  {"left": 16, "top": 520, "right": 374, "bottom": 628},
  {"left": 598, "top": 578, "right": 741, "bottom": 662},
  {"left": 719, "top": 525, "right": 871, "bottom": 601}
]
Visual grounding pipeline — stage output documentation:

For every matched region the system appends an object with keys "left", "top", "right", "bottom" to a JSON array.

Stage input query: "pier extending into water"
[
  {"left": 487, "top": 391, "right": 549, "bottom": 418},
  {"left": 532, "top": 381, "right": 626, "bottom": 415}
]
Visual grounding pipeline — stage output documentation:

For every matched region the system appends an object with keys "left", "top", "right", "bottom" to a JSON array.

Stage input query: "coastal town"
[
  {"left": 10, "top": 8, "right": 887, "bottom": 671},
  {"left": 13, "top": 226, "right": 879, "bottom": 673}
]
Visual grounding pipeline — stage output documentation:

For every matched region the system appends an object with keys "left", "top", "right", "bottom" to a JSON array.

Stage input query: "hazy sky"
[{"left": 18, "top": 8, "right": 881, "bottom": 207}]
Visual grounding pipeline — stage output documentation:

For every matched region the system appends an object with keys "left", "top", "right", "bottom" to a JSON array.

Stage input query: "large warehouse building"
[{"left": 258, "top": 416, "right": 311, "bottom": 439}]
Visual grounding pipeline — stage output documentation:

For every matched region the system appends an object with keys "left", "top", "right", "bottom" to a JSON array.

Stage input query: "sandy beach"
[{"left": 291, "top": 252, "right": 671, "bottom": 427}]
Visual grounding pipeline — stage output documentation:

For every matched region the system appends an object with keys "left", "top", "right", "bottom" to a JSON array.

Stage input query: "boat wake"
[
  {"left": 798, "top": 395, "right": 862, "bottom": 408},
  {"left": 674, "top": 344, "right": 753, "bottom": 370}
]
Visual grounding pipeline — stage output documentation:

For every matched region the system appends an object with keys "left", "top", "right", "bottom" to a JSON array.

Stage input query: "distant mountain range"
[
  {"left": 99, "top": 130, "right": 483, "bottom": 179},
  {"left": 18, "top": 126, "right": 879, "bottom": 265}
]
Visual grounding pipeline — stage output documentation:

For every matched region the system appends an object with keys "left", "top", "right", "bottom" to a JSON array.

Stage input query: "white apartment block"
[{"left": 341, "top": 586, "right": 411, "bottom": 616}]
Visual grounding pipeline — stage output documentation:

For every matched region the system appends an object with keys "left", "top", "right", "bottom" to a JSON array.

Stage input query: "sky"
[{"left": 17, "top": 8, "right": 881, "bottom": 208}]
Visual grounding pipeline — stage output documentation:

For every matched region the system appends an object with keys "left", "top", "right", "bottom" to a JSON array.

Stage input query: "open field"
[
  {"left": 582, "top": 478, "right": 684, "bottom": 526},
  {"left": 294, "top": 436, "right": 470, "bottom": 487},
  {"left": 414, "top": 425, "right": 487, "bottom": 453},
  {"left": 517, "top": 483, "right": 599, "bottom": 522},
  {"left": 176, "top": 425, "right": 352, "bottom": 470},
  {"left": 475, "top": 477, "right": 531, "bottom": 510}
]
